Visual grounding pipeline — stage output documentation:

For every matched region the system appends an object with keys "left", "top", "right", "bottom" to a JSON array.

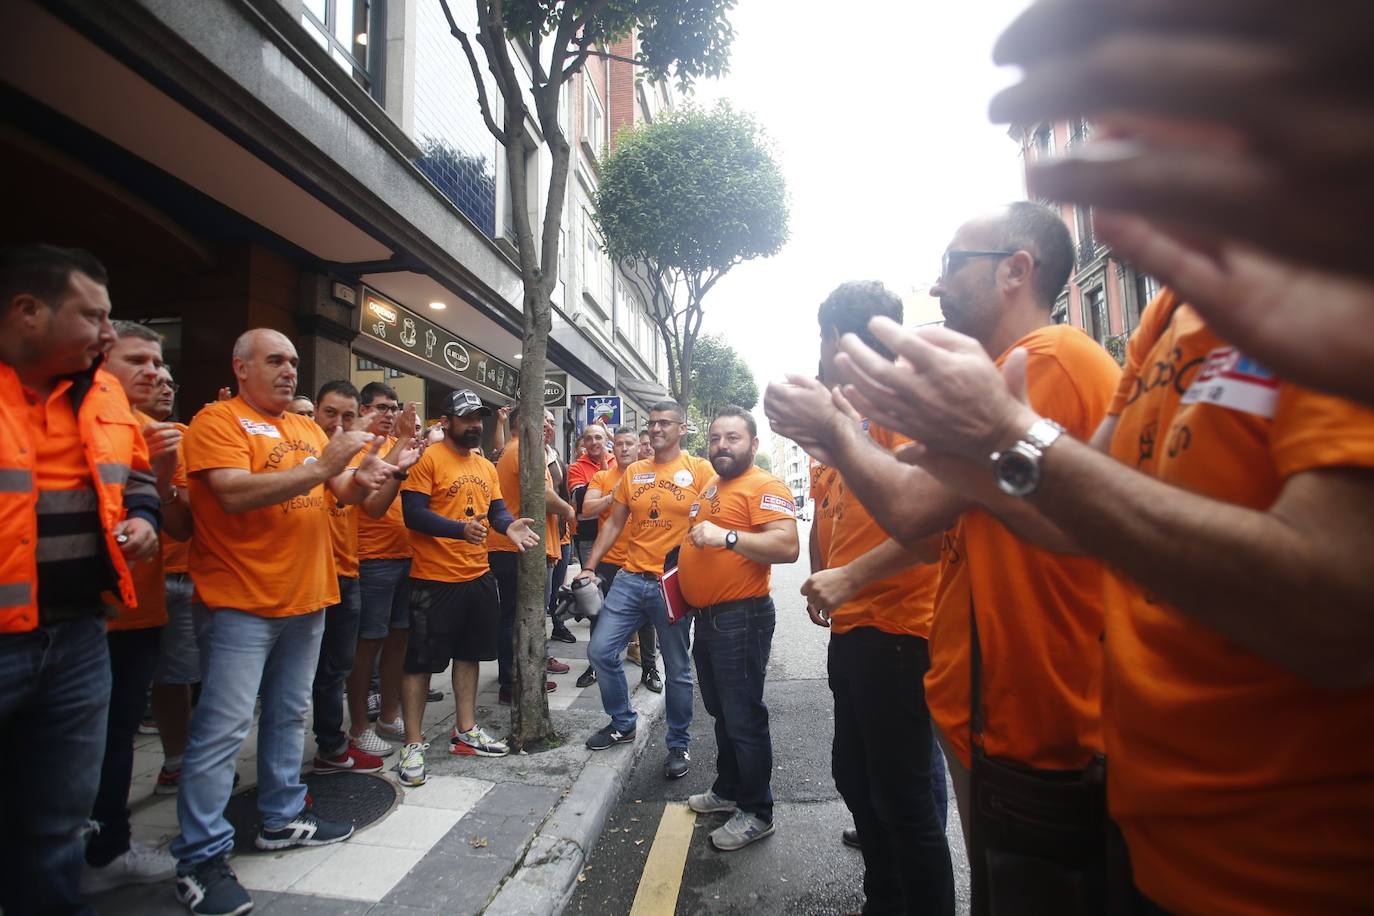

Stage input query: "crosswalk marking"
[{"left": 628, "top": 802, "right": 697, "bottom": 916}]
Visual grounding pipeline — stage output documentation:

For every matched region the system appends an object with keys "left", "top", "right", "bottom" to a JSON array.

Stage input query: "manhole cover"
[{"left": 226, "top": 771, "right": 400, "bottom": 852}]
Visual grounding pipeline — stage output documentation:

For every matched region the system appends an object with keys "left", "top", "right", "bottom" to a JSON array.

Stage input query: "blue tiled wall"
[{"left": 413, "top": 0, "right": 498, "bottom": 237}]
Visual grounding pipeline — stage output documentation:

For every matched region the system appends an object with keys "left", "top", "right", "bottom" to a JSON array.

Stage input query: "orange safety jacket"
[{"left": 0, "top": 361, "right": 158, "bottom": 632}]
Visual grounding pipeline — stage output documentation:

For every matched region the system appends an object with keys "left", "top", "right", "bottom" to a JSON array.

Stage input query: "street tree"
[
  {"left": 439, "top": 0, "right": 735, "bottom": 749},
  {"left": 691, "top": 333, "right": 757, "bottom": 416},
  {"left": 595, "top": 103, "right": 788, "bottom": 408}
]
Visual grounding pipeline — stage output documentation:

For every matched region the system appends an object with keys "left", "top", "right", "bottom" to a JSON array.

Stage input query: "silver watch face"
[{"left": 994, "top": 445, "right": 1041, "bottom": 496}]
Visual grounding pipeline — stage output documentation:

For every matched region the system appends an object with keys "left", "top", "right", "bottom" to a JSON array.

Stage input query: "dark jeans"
[
  {"left": 693, "top": 597, "right": 776, "bottom": 821},
  {"left": 0, "top": 615, "right": 111, "bottom": 916},
  {"left": 312, "top": 576, "right": 361, "bottom": 756},
  {"left": 88, "top": 626, "right": 163, "bottom": 867},
  {"left": 830, "top": 627, "right": 954, "bottom": 916},
  {"left": 592, "top": 563, "right": 656, "bottom": 665},
  {"left": 548, "top": 542, "right": 571, "bottom": 617},
  {"left": 491, "top": 551, "right": 520, "bottom": 689}
]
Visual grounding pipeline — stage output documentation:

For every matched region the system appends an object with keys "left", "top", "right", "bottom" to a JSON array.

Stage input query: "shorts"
[
  {"left": 359, "top": 557, "right": 412, "bottom": 639},
  {"left": 404, "top": 574, "right": 500, "bottom": 673},
  {"left": 154, "top": 573, "right": 209, "bottom": 684}
]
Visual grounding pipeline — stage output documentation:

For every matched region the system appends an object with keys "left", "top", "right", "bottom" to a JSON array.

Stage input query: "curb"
[{"left": 483, "top": 687, "right": 668, "bottom": 915}]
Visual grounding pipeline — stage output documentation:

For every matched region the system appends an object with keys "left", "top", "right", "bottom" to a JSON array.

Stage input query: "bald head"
[{"left": 232, "top": 328, "right": 300, "bottom": 416}]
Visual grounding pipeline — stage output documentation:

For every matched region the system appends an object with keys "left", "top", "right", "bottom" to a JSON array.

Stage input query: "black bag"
[{"left": 968, "top": 602, "right": 1107, "bottom": 916}]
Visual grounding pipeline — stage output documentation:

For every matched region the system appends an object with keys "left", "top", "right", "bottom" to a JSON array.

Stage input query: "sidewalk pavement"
[{"left": 89, "top": 612, "right": 666, "bottom": 915}]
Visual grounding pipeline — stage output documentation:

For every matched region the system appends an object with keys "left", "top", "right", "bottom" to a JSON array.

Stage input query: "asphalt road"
[{"left": 568, "top": 519, "right": 972, "bottom": 915}]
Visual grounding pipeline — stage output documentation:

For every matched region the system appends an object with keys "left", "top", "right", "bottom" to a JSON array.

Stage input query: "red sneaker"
[
  {"left": 154, "top": 766, "right": 180, "bottom": 795},
  {"left": 546, "top": 657, "right": 570, "bottom": 674},
  {"left": 313, "top": 746, "right": 384, "bottom": 774}
]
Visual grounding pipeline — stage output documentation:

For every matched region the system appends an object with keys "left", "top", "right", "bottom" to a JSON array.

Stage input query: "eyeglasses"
[
  {"left": 940, "top": 249, "right": 1041, "bottom": 280},
  {"left": 158, "top": 380, "right": 180, "bottom": 394},
  {"left": 368, "top": 403, "right": 401, "bottom": 413},
  {"left": 646, "top": 419, "right": 681, "bottom": 429}
]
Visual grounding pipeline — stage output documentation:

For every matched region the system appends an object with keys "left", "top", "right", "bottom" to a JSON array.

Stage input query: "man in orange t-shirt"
[
  {"left": 830, "top": 275, "right": 1374, "bottom": 908},
  {"left": 488, "top": 404, "right": 576, "bottom": 704},
  {"left": 575, "top": 401, "right": 713, "bottom": 778},
  {"left": 84, "top": 322, "right": 191, "bottom": 892},
  {"left": 397, "top": 389, "right": 541, "bottom": 785},
  {"left": 170, "top": 329, "right": 399, "bottom": 912},
  {"left": 678, "top": 407, "right": 798, "bottom": 851}
]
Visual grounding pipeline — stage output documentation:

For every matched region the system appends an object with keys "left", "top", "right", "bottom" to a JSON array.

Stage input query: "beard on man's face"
[
  {"left": 711, "top": 448, "right": 750, "bottom": 479},
  {"left": 454, "top": 426, "right": 483, "bottom": 448}
]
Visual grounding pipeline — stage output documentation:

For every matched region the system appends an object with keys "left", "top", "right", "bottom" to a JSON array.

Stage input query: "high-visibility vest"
[{"left": 0, "top": 362, "right": 145, "bottom": 632}]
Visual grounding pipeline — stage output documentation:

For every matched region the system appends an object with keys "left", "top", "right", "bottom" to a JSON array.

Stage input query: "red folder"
[{"left": 659, "top": 547, "right": 693, "bottom": 624}]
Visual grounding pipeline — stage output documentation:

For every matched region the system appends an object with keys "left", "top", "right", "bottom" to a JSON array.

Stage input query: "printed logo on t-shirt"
[
  {"left": 1180, "top": 346, "right": 1279, "bottom": 419},
  {"left": 239, "top": 418, "right": 282, "bottom": 438},
  {"left": 760, "top": 493, "right": 797, "bottom": 517},
  {"left": 632, "top": 472, "right": 656, "bottom": 484},
  {"left": 688, "top": 501, "right": 700, "bottom": 519},
  {"left": 673, "top": 469, "right": 694, "bottom": 487},
  {"left": 703, "top": 484, "right": 719, "bottom": 499}
]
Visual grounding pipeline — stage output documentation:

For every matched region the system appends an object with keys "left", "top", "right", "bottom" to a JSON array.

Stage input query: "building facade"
[
  {"left": 3, "top": 0, "right": 670, "bottom": 453},
  {"left": 1012, "top": 117, "right": 1161, "bottom": 360}
]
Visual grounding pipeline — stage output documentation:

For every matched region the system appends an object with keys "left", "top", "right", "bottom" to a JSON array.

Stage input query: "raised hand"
[
  {"left": 504, "top": 517, "right": 542, "bottom": 552},
  {"left": 141, "top": 421, "right": 183, "bottom": 489},
  {"left": 320, "top": 428, "right": 375, "bottom": 477}
]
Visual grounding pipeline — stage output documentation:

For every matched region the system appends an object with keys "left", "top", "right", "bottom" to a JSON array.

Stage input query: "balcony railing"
[{"left": 1077, "top": 238, "right": 1102, "bottom": 268}]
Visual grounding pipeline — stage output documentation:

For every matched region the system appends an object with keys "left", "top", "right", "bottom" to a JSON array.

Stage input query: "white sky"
[{"left": 690, "top": 0, "right": 1034, "bottom": 448}]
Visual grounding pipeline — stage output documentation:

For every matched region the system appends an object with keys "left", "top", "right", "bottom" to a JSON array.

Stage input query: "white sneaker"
[
  {"left": 350, "top": 727, "right": 396, "bottom": 757},
  {"left": 80, "top": 842, "right": 177, "bottom": 894},
  {"left": 375, "top": 717, "right": 405, "bottom": 741},
  {"left": 397, "top": 742, "right": 428, "bottom": 787},
  {"left": 451, "top": 725, "right": 509, "bottom": 757}
]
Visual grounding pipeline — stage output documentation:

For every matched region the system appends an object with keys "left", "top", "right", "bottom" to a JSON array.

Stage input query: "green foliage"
[
  {"left": 753, "top": 452, "right": 772, "bottom": 472},
  {"left": 690, "top": 334, "right": 758, "bottom": 418},
  {"left": 595, "top": 102, "right": 788, "bottom": 277}
]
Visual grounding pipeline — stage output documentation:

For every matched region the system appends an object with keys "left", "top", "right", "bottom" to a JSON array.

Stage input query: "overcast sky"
[{"left": 691, "top": 0, "right": 1034, "bottom": 448}]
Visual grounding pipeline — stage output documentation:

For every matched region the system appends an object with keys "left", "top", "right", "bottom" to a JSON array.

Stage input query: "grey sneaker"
[
  {"left": 664, "top": 747, "right": 690, "bottom": 779},
  {"left": 687, "top": 790, "right": 737, "bottom": 814},
  {"left": 710, "top": 810, "right": 775, "bottom": 851}
]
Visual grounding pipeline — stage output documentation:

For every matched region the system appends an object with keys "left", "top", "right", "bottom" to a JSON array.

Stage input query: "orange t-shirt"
[
  {"left": 1103, "top": 290, "right": 1374, "bottom": 915},
  {"left": 487, "top": 444, "right": 559, "bottom": 561},
  {"left": 160, "top": 422, "right": 191, "bottom": 575},
  {"left": 107, "top": 409, "right": 175, "bottom": 630},
  {"left": 357, "top": 437, "right": 411, "bottom": 561},
  {"left": 588, "top": 465, "right": 630, "bottom": 568},
  {"left": 679, "top": 465, "right": 797, "bottom": 607},
  {"left": 925, "top": 325, "right": 1119, "bottom": 769},
  {"left": 184, "top": 397, "right": 338, "bottom": 617},
  {"left": 402, "top": 444, "right": 501, "bottom": 583},
  {"left": 326, "top": 451, "right": 363, "bottom": 580},
  {"left": 809, "top": 458, "right": 838, "bottom": 563},
  {"left": 613, "top": 453, "right": 714, "bottom": 575},
  {"left": 826, "top": 424, "right": 938, "bottom": 638}
]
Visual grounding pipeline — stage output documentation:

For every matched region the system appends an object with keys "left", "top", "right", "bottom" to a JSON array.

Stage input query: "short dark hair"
[
  {"left": 648, "top": 400, "right": 686, "bottom": 422},
  {"left": 818, "top": 281, "right": 904, "bottom": 356},
  {"left": 995, "top": 201, "right": 1074, "bottom": 308},
  {"left": 613, "top": 425, "right": 637, "bottom": 437},
  {"left": 359, "top": 381, "right": 398, "bottom": 406},
  {"left": 111, "top": 320, "right": 163, "bottom": 344},
  {"left": 318, "top": 379, "right": 360, "bottom": 404},
  {"left": 712, "top": 405, "right": 757, "bottom": 438},
  {"left": 1, "top": 244, "right": 109, "bottom": 311}
]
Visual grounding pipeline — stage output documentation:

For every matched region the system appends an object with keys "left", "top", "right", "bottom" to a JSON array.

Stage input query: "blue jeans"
[
  {"left": 586, "top": 572, "right": 693, "bottom": 749},
  {"left": 693, "top": 598, "right": 775, "bottom": 821},
  {"left": 0, "top": 615, "right": 110, "bottom": 916},
  {"left": 312, "top": 577, "right": 361, "bottom": 757},
  {"left": 172, "top": 608, "right": 325, "bottom": 869},
  {"left": 358, "top": 558, "right": 411, "bottom": 640}
]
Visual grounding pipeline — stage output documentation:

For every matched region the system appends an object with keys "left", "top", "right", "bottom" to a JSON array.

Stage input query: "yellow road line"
[{"left": 628, "top": 802, "right": 697, "bottom": 916}]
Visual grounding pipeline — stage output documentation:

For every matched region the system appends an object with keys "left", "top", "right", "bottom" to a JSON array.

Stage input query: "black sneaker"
[
  {"left": 175, "top": 856, "right": 252, "bottom": 916},
  {"left": 576, "top": 666, "right": 597, "bottom": 688},
  {"left": 665, "top": 747, "right": 691, "bottom": 779},
  {"left": 586, "top": 723, "right": 636, "bottom": 750},
  {"left": 255, "top": 808, "right": 354, "bottom": 851},
  {"left": 550, "top": 624, "right": 577, "bottom": 644},
  {"left": 842, "top": 827, "right": 862, "bottom": 849},
  {"left": 641, "top": 668, "right": 663, "bottom": 693},
  {"left": 426, "top": 688, "right": 444, "bottom": 702}
]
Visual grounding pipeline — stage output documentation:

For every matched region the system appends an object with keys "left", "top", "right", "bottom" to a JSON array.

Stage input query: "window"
[
  {"left": 1051, "top": 295, "right": 1069, "bottom": 326},
  {"left": 583, "top": 81, "right": 605, "bottom": 159},
  {"left": 301, "top": 0, "right": 382, "bottom": 98},
  {"left": 1031, "top": 123, "right": 1053, "bottom": 161},
  {"left": 1085, "top": 287, "right": 1107, "bottom": 344},
  {"left": 1132, "top": 271, "right": 1159, "bottom": 333}
]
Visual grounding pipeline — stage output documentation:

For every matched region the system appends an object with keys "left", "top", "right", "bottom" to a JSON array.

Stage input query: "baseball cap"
[{"left": 443, "top": 389, "right": 492, "bottom": 417}]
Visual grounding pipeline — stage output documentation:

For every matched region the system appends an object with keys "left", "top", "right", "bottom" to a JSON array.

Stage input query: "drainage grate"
[{"left": 227, "top": 771, "right": 401, "bottom": 852}]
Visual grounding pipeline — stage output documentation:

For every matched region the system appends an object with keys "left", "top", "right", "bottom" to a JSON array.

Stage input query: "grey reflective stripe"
[
  {"left": 36, "top": 488, "right": 99, "bottom": 513},
  {"left": 98, "top": 463, "right": 131, "bottom": 485},
  {"left": 35, "top": 533, "right": 103, "bottom": 563},
  {"left": 0, "top": 581, "right": 31, "bottom": 606},
  {"left": 0, "top": 469, "right": 33, "bottom": 492},
  {"left": 124, "top": 467, "right": 158, "bottom": 501}
]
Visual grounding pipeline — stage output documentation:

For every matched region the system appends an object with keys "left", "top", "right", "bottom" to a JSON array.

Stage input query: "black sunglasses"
[{"left": 940, "top": 249, "right": 1041, "bottom": 280}]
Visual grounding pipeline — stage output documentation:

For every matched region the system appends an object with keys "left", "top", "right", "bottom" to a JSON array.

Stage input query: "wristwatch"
[
  {"left": 724, "top": 530, "right": 739, "bottom": 551},
  {"left": 392, "top": 469, "right": 409, "bottom": 481},
  {"left": 990, "top": 418, "right": 1065, "bottom": 497}
]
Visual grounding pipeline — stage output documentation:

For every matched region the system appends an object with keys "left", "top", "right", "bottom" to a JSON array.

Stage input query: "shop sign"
[
  {"left": 543, "top": 373, "right": 568, "bottom": 407},
  {"left": 585, "top": 395, "right": 622, "bottom": 427},
  {"left": 359, "top": 291, "right": 519, "bottom": 399}
]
